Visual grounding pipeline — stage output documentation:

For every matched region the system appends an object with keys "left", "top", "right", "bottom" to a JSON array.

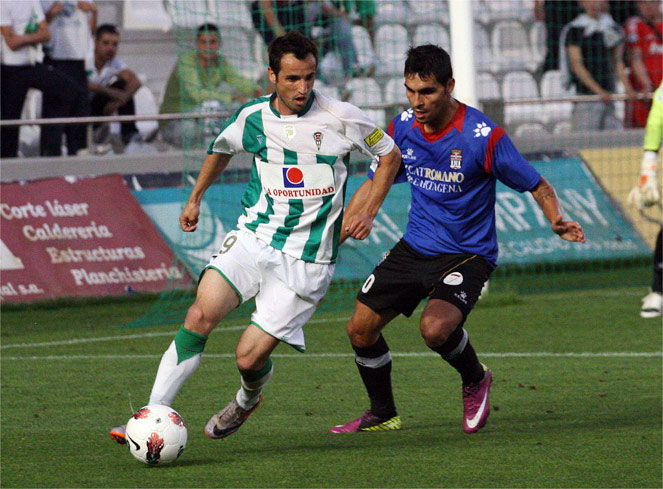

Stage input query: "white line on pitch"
[
  {"left": 0, "top": 316, "right": 349, "bottom": 350},
  {"left": 1, "top": 352, "right": 661, "bottom": 361}
]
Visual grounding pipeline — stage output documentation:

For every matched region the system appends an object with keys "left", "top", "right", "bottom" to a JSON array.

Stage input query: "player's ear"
[
  {"left": 267, "top": 66, "right": 277, "bottom": 85},
  {"left": 446, "top": 78, "right": 455, "bottom": 95}
]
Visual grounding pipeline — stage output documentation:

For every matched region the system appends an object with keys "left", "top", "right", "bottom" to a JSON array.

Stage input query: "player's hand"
[
  {"left": 551, "top": 217, "right": 585, "bottom": 243},
  {"left": 179, "top": 202, "right": 200, "bottom": 232},
  {"left": 344, "top": 214, "right": 373, "bottom": 241},
  {"left": 628, "top": 166, "right": 660, "bottom": 209}
]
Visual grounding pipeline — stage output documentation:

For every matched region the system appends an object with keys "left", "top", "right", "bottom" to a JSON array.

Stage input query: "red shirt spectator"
[{"left": 625, "top": 1, "right": 663, "bottom": 127}]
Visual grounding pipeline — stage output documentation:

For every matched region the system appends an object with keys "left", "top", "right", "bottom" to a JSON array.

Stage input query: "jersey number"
[{"left": 217, "top": 234, "right": 237, "bottom": 255}]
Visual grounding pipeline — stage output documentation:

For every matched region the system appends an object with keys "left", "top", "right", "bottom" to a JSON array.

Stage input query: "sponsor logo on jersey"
[
  {"left": 364, "top": 127, "right": 384, "bottom": 147},
  {"left": 473, "top": 122, "right": 491, "bottom": 138},
  {"left": 284, "top": 124, "right": 296, "bottom": 140},
  {"left": 450, "top": 149, "right": 462, "bottom": 170},
  {"left": 283, "top": 167, "right": 305, "bottom": 188},
  {"left": 403, "top": 147, "right": 417, "bottom": 161},
  {"left": 313, "top": 131, "right": 323, "bottom": 151}
]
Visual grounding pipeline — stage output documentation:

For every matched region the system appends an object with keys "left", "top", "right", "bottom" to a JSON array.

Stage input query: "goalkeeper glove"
[{"left": 628, "top": 151, "right": 661, "bottom": 209}]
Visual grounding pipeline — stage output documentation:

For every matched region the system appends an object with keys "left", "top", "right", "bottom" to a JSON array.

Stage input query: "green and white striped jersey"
[{"left": 208, "top": 90, "right": 395, "bottom": 264}]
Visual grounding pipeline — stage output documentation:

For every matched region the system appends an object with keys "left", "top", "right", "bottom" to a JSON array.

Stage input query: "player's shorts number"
[
  {"left": 361, "top": 274, "right": 376, "bottom": 293},
  {"left": 217, "top": 234, "right": 237, "bottom": 255}
]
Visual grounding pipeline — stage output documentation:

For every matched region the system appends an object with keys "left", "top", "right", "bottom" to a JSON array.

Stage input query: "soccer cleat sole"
[{"left": 110, "top": 429, "right": 127, "bottom": 445}]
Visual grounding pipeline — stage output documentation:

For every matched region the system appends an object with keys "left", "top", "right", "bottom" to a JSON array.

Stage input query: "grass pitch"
[{"left": 1, "top": 286, "right": 661, "bottom": 488}]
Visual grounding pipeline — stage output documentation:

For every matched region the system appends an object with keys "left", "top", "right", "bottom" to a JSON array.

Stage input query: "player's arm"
[
  {"left": 180, "top": 153, "right": 232, "bottom": 232},
  {"left": 567, "top": 44, "right": 611, "bottom": 102},
  {"left": 343, "top": 145, "right": 401, "bottom": 241},
  {"left": 0, "top": 21, "right": 50, "bottom": 50},
  {"left": 530, "top": 176, "right": 585, "bottom": 243}
]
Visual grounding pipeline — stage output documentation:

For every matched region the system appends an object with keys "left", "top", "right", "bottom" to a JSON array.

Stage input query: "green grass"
[{"left": 1, "top": 285, "right": 661, "bottom": 488}]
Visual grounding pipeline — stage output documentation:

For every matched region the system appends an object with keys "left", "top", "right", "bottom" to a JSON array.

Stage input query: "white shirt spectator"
[
  {"left": 86, "top": 55, "right": 127, "bottom": 87},
  {"left": 0, "top": 1, "right": 45, "bottom": 66},
  {"left": 41, "top": 1, "right": 93, "bottom": 60}
]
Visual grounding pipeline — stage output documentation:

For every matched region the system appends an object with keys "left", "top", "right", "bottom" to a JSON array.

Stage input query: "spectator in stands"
[
  {"left": 624, "top": 0, "right": 662, "bottom": 128},
  {"left": 561, "top": 0, "right": 633, "bottom": 130},
  {"left": 306, "top": 0, "right": 361, "bottom": 80},
  {"left": 41, "top": 1, "right": 97, "bottom": 155},
  {"left": 534, "top": 0, "right": 581, "bottom": 73},
  {"left": 88, "top": 24, "right": 141, "bottom": 146},
  {"left": 341, "top": 0, "right": 375, "bottom": 46},
  {"left": 251, "top": 0, "right": 309, "bottom": 46},
  {"left": 159, "top": 23, "right": 259, "bottom": 147},
  {"left": 1, "top": 0, "right": 88, "bottom": 157}
]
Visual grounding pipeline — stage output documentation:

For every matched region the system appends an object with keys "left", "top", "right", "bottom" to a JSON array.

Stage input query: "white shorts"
[{"left": 203, "top": 229, "right": 335, "bottom": 352}]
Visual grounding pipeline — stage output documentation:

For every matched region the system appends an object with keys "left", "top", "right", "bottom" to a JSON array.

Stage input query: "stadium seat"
[
  {"left": 374, "top": 0, "right": 408, "bottom": 25},
  {"left": 539, "top": 69, "right": 574, "bottom": 123},
  {"left": 222, "top": 28, "right": 261, "bottom": 82},
  {"left": 513, "top": 121, "right": 548, "bottom": 137},
  {"left": 413, "top": 24, "right": 450, "bottom": 51},
  {"left": 491, "top": 20, "right": 537, "bottom": 73},
  {"left": 530, "top": 21, "right": 546, "bottom": 68},
  {"left": 552, "top": 120, "right": 572, "bottom": 134},
  {"left": 315, "top": 81, "right": 341, "bottom": 100},
  {"left": 407, "top": 1, "right": 449, "bottom": 26},
  {"left": 214, "top": 0, "right": 253, "bottom": 29},
  {"left": 133, "top": 85, "right": 159, "bottom": 141},
  {"left": 476, "top": 72, "right": 500, "bottom": 101},
  {"left": 346, "top": 77, "right": 383, "bottom": 109},
  {"left": 473, "top": 23, "right": 493, "bottom": 73},
  {"left": 363, "top": 108, "right": 387, "bottom": 129},
  {"left": 501, "top": 70, "right": 544, "bottom": 125},
  {"left": 319, "top": 52, "right": 345, "bottom": 86},
  {"left": 351, "top": 25, "right": 377, "bottom": 74},
  {"left": 384, "top": 77, "right": 408, "bottom": 106},
  {"left": 374, "top": 24, "right": 409, "bottom": 77},
  {"left": 483, "top": 0, "right": 534, "bottom": 22},
  {"left": 165, "top": 0, "right": 208, "bottom": 28}
]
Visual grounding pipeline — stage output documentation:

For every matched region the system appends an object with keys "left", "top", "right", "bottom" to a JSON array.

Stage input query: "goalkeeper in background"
[{"left": 628, "top": 81, "right": 662, "bottom": 318}]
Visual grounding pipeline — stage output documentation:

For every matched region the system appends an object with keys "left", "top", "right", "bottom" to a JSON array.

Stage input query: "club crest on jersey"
[
  {"left": 283, "top": 167, "right": 305, "bottom": 188},
  {"left": 450, "top": 149, "right": 462, "bottom": 170},
  {"left": 284, "top": 124, "right": 296, "bottom": 140},
  {"left": 313, "top": 131, "right": 323, "bottom": 151}
]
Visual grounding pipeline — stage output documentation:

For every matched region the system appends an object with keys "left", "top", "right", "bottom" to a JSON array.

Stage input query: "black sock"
[
  {"left": 653, "top": 229, "right": 662, "bottom": 293},
  {"left": 430, "top": 327, "right": 485, "bottom": 386},
  {"left": 353, "top": 334, "right": 397, "bottom": 419}
]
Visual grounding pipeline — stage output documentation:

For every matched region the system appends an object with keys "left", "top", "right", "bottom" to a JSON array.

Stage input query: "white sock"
[
  {"left": 148, "top": 341, "right": 201, "bottom": 406},
  {"left": 235, "top": 363, "right": 273, "bottom": 410}
]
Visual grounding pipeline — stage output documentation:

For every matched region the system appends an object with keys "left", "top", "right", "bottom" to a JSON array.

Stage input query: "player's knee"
[
  {"left": 346, "top": 317, "right": 379, "bottom": 348},
  {"left": 419, "top": 315, "right": 460, "bottom": 348},
  {"left": 235, "top": 351, "right": 267, "bottom": 372},
  {"left": 184, "top": 302, "right": 220, "bottom": 335}
]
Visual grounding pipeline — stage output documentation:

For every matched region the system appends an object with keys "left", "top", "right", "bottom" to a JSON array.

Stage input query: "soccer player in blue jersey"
[{"left": 330, "top": 44, "right": 586, "bottom": 434}]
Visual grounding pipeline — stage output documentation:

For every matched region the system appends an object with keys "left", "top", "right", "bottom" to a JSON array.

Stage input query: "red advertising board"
[{"left": 1, "top": 175, "right": 188, "bottom": 303}]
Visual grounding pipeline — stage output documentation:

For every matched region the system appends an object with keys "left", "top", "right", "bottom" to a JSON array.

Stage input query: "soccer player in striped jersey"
[
  {"left": 110, "top": 30, "right": 401, "bottom": 444},
  {"left": 330, "top": 44, "right": 586, "bottom": 434}
]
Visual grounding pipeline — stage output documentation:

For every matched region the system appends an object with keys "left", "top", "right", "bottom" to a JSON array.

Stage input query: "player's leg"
[
  {"left": 423, "top": 255, "right": 493, "bottom": 433},
  {"left": 641, "top": 228, "right": 663, "bottom": 318},
  {"left": 330, "top": 301, "right": 402, "bottom": 433},
  {"left": 204, "top": 325, "right": 279, "bottom": 439}
]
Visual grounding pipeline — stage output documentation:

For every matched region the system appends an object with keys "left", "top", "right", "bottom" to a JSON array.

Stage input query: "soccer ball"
[{"left": 125, "top": 404, "right": 187, "bottom": 465}]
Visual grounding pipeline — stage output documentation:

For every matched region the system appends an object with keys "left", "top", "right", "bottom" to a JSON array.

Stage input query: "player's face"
[
  {"left": 196, "top": 32, "right": 220, "bottom": 61},
  {"left": 95, "top": 33, "right": 119, "bottom": 62},
  {"left": 405, "top": 74, "right": 455, "bottom": 130},
  {"left": 268, "top": 53, "right": 317, "bottom": 116}
]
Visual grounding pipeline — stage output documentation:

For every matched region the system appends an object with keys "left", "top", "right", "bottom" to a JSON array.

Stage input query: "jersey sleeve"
[
  {"left": 342, "top": 102, "right": 395, "bottom": 158},
  {"left": 207, "top": 107, "right": 245, "bottom": 155},
  {"left": 367, "top": 117, "right": 407, "bottom": 183},
  {"left": 643, "top": 84, "right": 663, "bottom": 152},
  {"left": 484, "top": 128, "right": 541, "bottom": 192}
]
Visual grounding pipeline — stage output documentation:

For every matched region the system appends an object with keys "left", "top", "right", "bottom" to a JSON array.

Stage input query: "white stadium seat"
[
  {"left": 374, "top": 0, "right": 408, "bottom": 25},
  {"left": 491, "top": 20, "right": 537, "bottom": 72},
  {"left": 384, "top": 77, "right": 408, "bottom": 106},
  {"left": 473, "top": 23, "right": 493, "bottom": 73},
  {"left": 346, "top": 77, "right": 383, "bottom": 108},
  {"left": 413, "top": 24, "right": 450, "bottom": 50},
  {"left": 407, "top": 0, "right": 449, "bottom": 25},
  {"left": 315, "top": 81, "right": 340, "bottom": 100},
  {"left": 476, "top": 72, "right": 500, "bottom": 101},
  {"left": 513, "top": 121, "right": 548, "bottom": 137},
  {"left": 530, "top": 21, "right": 547, "bottom": 68},
  {"left": 222, "top": 28, "right": 261, "bottom": 81},
  {"left": 374, "top": 24, "right": 409, "bottom": 77},
  {"left": 539, "top": 69, "right": 574, "bottom": 123},
  {"left": 501, "top": 70, "right": 545, "bottom": 125},
  {"left": 552, "top": 120, "right": 572, "bottom": 134},
  {"left": 351, "top": 25, "right": 377, "bottom": 73}
]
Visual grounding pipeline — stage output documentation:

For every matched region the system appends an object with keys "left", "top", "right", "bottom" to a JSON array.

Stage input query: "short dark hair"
[
  {"left": 96, "top": 24, "right": 119, "bottom": 40},
  {"left": 196, "top": 23, "right": 219, "bottom": 36},
  {"left": 404, "top": 44, "right": 453, "bottom": 85},
  {"left": 268, "top": 30, "right": 318, "bottom": 76}
]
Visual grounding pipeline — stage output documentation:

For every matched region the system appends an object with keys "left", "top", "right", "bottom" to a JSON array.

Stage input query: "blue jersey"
[{"left": 370, "top": 103, "right": 541, "bottom": 267}]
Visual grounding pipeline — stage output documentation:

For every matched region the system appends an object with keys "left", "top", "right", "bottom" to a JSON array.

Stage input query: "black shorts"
[{"left": 357, "top": 239, "right": 493, "bottom": 318}]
